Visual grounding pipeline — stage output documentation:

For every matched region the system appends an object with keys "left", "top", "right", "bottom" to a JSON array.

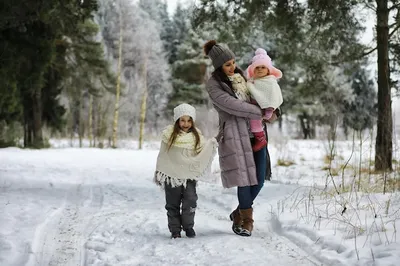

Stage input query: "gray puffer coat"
[{"left": 206, "top": 75, "right": 263, "bottom": 188}]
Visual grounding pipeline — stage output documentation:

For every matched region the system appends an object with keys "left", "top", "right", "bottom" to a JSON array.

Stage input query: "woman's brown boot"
[
  {"left": 229, "top": 206, "right": 242, "bottom": 235},
  {"left": 239, "top": 208, "right": 253, "bottom": 236}
]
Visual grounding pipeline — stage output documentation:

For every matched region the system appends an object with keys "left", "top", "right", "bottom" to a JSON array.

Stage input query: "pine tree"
[
  {"left": 170, "top": 3, "right": 190, "bottom": 64},
  {"left": 343, "top": 68, "right": 377, "bottom": 133},
  {"left": 167, "top": 24, "right": 209, "bottom": 113},
  {"left": 0, "top": 0, "right": 100, "bottom": 148},
  {"left": 139, "top": 0, "right": 176, "bottom": 63},
  {"left": 63, "top": 19, "right": 116, "bottom": 147}
]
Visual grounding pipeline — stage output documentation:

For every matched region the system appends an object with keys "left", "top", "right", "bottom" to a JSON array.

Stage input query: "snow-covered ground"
[{"left": 0, "top": 138, "right": 399, "bottom": 266}]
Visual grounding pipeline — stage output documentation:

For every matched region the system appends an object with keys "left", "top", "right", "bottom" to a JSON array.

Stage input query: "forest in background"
[{"left": 1, "top": 0, "right": 399, "bottom": 171}]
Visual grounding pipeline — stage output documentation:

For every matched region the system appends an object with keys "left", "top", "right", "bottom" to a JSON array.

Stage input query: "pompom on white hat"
[{"left": 173, "top": 103, "right": 196, "bottom": 122}]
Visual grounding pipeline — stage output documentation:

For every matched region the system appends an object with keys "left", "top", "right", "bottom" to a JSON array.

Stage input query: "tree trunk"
[
  {"left": 23, "top": 109, "right": 32, "bottom": 147},
  {"left": 97, "top": 101, "right": 105, "bottom": 148},
  {"left": 89, "top": 94, "right": 93, "bottom": 147},
  {"left": 78, "top": 98, "right": 84, "bottom": 148},
  {"left": 375, "top": 0, "right": 392, "bottom": 171},
  {"left": 93, "top": 97, "right": 97, "bottom": 148},
  {"left": 299, "top": 113, "right": 312, "bottom": 139},
  {"left": 112, "top": 7, "right": 123, "bottom": 148},
  {"left": 69, "top": 102, "right": 75, "bottom": 147},
  {"left": 31, "top": 88, "right": 43, "bottom": 147},
  {"left": 139, "top": 56, "right": 148, "bottom": 150},
  {"left": 358, "top": 130, "right": 362, "bottom": 191},
  {"left": 23, "top": 92, "right": 42, "bottom": 148}
]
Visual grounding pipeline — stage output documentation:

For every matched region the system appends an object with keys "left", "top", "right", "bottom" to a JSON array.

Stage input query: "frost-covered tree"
[
  {"left": 97, "top": 0, "right": 172, "bottom": 138},
  {"left": 168, "top": 29, "right": 209, "bottom": 110},
  {"left": 139, "top": 0, "right": 176, "bottom": 64},
  {"left": 343, "top": 68, "right": 377, "bottom": 133},
  {"left": 192, "top": 0, "right": 367, "bottom": 140},
  {"left": 166, "top": 4, "right": 210, "bottom": 114},
  {"left": 169, "top": 2, "right": 190, "bottom": 64}
]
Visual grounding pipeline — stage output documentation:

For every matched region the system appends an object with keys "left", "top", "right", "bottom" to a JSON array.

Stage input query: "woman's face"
[
  {"left": 254, "top": 65, "right": 270, "bottom": 79},
  {"left": 222, "top": 59, "right": 236, "bottom": 76},
  {"left": 178, "top": 116, "right": 193, "bottom": 133}
]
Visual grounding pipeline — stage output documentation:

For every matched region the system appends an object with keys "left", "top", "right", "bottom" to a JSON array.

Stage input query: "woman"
[{"left": 203, "top": 40, "right": 274, "bottom": 237}]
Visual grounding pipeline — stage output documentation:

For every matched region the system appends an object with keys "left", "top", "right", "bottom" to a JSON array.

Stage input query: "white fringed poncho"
[
  {"left": 154, "top": 125, "right": 218, "bottom": 188},
  {"left": 247, "top": 75, "right": 283, "bottom": 109}
]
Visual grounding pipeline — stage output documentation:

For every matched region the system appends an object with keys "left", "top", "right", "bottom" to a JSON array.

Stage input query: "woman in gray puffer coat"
[{"left": 203, "top": 40, "right": 274, "bottom": 237}]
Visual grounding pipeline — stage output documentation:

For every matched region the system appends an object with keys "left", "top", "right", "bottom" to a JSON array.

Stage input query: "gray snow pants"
[{"left": 164, "top": 179, "right": 197, "bottom": 233}]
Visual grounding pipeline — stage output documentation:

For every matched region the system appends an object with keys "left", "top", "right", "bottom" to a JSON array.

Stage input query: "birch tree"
[
  {"left": 112, "top": 1, "right": 123, "bottom": 148},
  {"left": 138, "top": 55, "right": 148, "bottom": 149},
  {"left": 97, "top": 0, "right": 171, "bottom": 140}
]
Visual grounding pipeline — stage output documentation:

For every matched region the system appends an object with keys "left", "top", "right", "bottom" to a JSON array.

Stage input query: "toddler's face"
[
  {"left": 254, "top": 65, "right": 270, "bottom": 79},
  {"left": 179, "top": 116, "right": 193, "bottom": 133}
]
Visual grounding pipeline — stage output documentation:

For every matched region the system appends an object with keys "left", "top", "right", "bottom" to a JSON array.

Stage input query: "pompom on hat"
[
  {"left": 246, "top": 48, "right": 282, "bottom": 79},
  {"left": 203, "top": 40, "right": 235, "bottom": 69},
  {"left": 173, "top": 103, "right": 196, "bottom": 122}
]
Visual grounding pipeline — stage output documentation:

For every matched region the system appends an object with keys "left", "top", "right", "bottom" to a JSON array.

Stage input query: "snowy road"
[
  {"left": 27, "top": 184, "right": 104, "bottom": 266},
  {"left": 0, "top": 148, "right": 322, "bottom": 266}
]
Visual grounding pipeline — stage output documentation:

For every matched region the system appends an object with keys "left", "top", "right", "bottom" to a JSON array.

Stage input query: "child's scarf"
[{"left": 154, "top": 125, "right": 218, "bottom": 188}]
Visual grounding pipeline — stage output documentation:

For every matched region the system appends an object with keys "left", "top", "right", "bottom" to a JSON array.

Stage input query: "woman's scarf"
[
  {"left": 154, "top": 125, "right": 218, "bottom": 188},
  {"left": 228, "top": 73, "right": 251, "bottom": 102}
]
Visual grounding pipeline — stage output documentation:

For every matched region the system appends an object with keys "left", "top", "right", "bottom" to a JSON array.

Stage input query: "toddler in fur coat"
[{"left": 246, "top": 48, "right": 283, "bottom": 152}]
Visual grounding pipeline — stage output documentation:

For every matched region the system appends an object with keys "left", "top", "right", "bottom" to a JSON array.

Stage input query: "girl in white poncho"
[{"left": 154, "top": 103, "right": 217, "bottom": 239}]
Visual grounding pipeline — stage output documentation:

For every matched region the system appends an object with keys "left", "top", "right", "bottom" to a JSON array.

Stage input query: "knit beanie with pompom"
[{"left": 203, "top": 40, "right": 235, "bottom": 69}]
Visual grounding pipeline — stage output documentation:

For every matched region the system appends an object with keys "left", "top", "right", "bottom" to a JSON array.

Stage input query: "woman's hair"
[
  {"left": 212, "top": 67, "right": 247, "bottom": 89},
  {"left": 168, "top": 118, "right": 201, "bottom": 153}
]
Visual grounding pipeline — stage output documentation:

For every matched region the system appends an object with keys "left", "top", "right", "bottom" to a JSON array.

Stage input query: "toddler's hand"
[{"left": 264, "top": 109, "right": 274, "bottom": 120}]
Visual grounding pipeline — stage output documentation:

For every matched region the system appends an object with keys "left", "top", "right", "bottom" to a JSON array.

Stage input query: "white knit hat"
[{"left": 173, "top": 103, "right": 196, "bottom": 122}]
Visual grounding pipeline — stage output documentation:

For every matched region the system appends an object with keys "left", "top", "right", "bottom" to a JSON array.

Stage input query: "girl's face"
[
  {"left": 254, "top": 65, "right": 270, "bottom": 79},
  {"left": 222, "top": 59, "right": 236, "bottom": 76},
  {"left": 178, "top": 115, "right": 193, "bottom": 133}
]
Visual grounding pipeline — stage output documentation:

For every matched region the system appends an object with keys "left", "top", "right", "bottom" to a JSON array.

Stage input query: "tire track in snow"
[{"left": 26, "top": 184, "right": 103, "bottom": 266}]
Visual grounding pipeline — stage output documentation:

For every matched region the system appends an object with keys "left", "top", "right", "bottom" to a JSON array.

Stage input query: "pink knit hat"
[{"left": 246, "top": 48, "right": 282, "bottom": 79}]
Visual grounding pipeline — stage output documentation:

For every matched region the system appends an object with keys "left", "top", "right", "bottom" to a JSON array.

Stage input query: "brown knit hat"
[{"left": 203, "top": 40, "right": 235, "bottom": 69}]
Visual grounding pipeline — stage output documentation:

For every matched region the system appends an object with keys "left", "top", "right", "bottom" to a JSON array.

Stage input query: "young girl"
[
  {"left": 246, "top": 48, "right": 283, "bottom": 152},
  {"left": 154, "top": 103, "right": 217, "bottom": 239}
]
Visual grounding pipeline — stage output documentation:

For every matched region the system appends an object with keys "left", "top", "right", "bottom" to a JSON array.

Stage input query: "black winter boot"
[
  {"left": 171, "top": 232, "right": 181, "bottom": 239},
  {"left": 185, "top": 228, "right": 196, "bottom": 238}
]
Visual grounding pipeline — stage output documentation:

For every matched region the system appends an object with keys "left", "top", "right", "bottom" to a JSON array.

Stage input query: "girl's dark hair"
[
  {"left": 168, "top": 118, "right": 201, "bottom": 154},
  {"left": 212, "top": 66, "right": 247, "bottom": 90}
]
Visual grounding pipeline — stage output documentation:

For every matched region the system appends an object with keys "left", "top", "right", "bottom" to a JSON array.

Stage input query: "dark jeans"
[
  {"left": 164, "top": 180, "right": 197, "bottom": 233},
  {"left": 237, "top": 146, "right": 267, "bottom": 209}
]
